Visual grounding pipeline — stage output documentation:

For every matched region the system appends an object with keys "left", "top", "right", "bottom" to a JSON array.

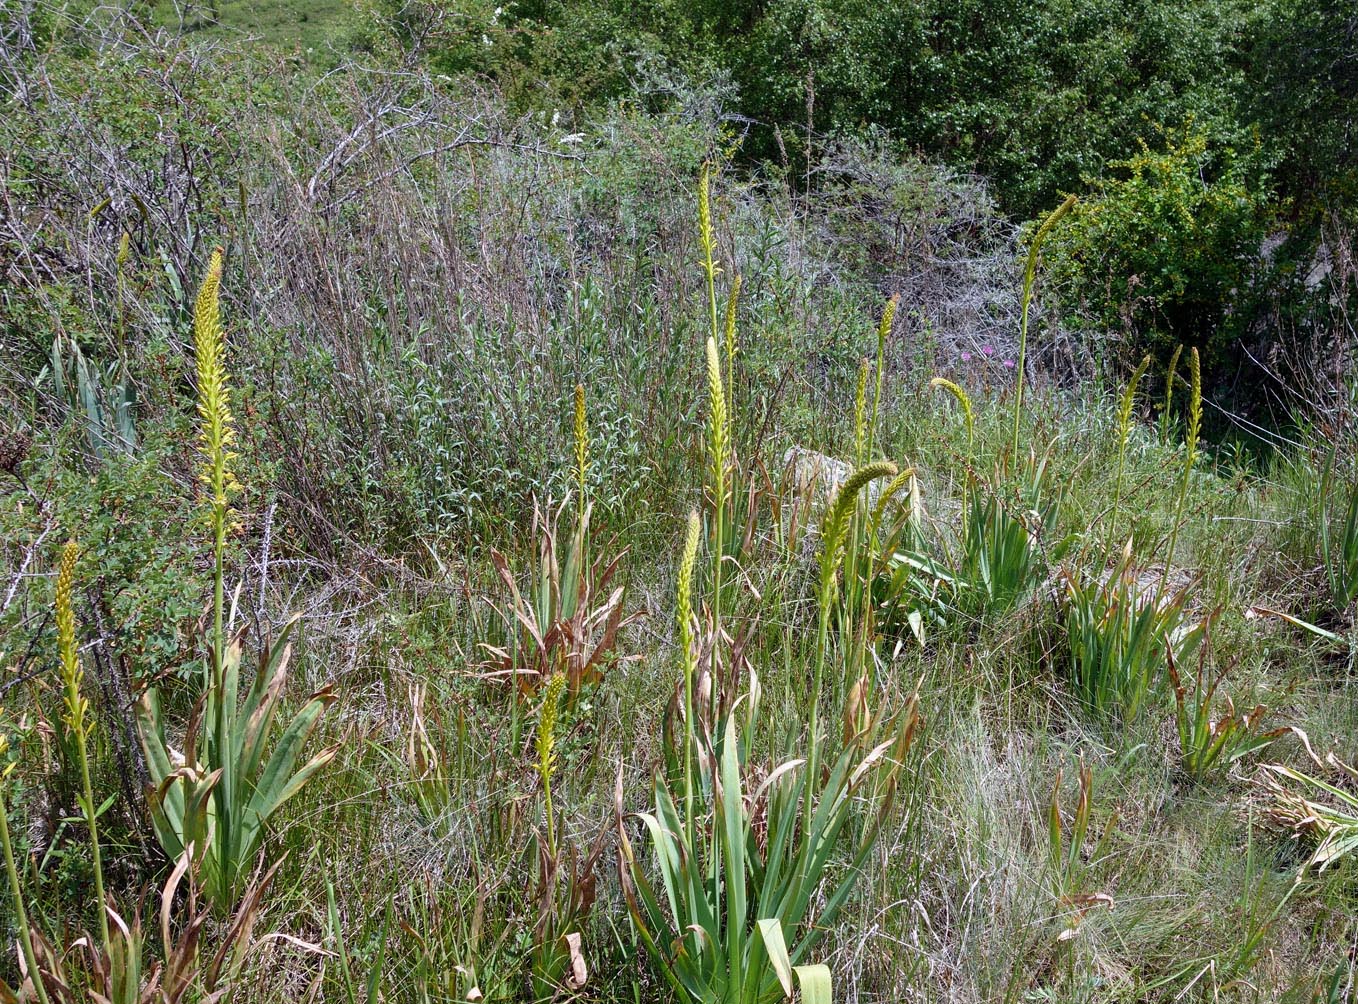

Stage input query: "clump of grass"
[
  {"left": 1046, "top": 761, "right": 1116, "bottom": 928},
  {"left": 1063, "top": 540, "right": 1203, "bottom": 721},
  {"left": 483, "top": 498, "right": 638, "bottom": 703},
  {"left": 394, "top": 681, "right": 452, "bottom": 825},
  {"left": 620, "top": 495, "right": 919, "bottom": 1003},
  {"left": 1167, "top": 643, "right": 1281, "bottom": 779}
]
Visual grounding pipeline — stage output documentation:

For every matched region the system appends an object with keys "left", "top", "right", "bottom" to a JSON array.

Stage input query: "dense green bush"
[{"left": 1043, "top": 127, "right": 1273, "bottom": 376}]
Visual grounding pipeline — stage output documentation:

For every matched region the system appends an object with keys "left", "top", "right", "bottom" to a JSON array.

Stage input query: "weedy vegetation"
[{"left": 2, "top": 6, "right": 1358, "bottom": 1003}]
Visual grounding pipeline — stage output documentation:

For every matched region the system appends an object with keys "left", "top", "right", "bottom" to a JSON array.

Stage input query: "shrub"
[{"left": 1044, "top": 127, "right": 1272, "bottom": 381}]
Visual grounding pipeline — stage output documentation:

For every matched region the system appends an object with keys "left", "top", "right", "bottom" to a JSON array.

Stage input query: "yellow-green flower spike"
[
  {"left": 677, "top": 510, "right": 701, "bottom": 678},
  {"left": 706, "top": 336, "right": 728, "bottom": 507},
  {"left": 193, "top": 247, "right": 240, "bottom": 518},
  {"left": 1186, "top": 347, "right": 1202, "bottom": 461},
  {"left": 697, "top": 162, "right": 717, "bottom": 281},
  {"left": 536, "top": 672, "right": 566, "bottom": 780},
  {"left": 1164, "top": 343, "right": 1183, "bottom": 422},
  {"left": 819, "top": 461, "right": 898, "bottom": 607},
  {"left": 930, "top": 377, "right": 975, "bottom": 448},
  {"left": 877, "top": 295, "right": 897, "bottom": 349},
  {"left": 573, "top": 382, "right": 589, "bottom": 504}
]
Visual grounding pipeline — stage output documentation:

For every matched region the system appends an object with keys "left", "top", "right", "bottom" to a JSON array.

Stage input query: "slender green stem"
[
  {"left": 1013, "top": 195, "right": 1076, "bottom": 459},
  {"left": 75, "top": 734, "right": 109, "bottom": 952},
  {"left": 542, "top": 771, "right": 556, "bottom": 861},
  {"left": 212, "top": 500, "right": 230, "bottom": 898},
  {"left": 0, "top": 782, "right": 51, "bottom": 1004}
]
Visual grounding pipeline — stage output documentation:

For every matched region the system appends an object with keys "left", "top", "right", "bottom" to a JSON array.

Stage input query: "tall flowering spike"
[
  {"left": 705, "top": 337, "right": 725, "bottom": 433},
  {"left": 1015, "top": 194, "right": 1078, "bottom": 455},
  {"left": 930, "top": 377, "right": 975, "bottom": 445},
  {"left": 194, "top": 247, "right": 239, "bottom": 517},
  {"left": 55, "top": 540, "right": 89, "bottom": 735},
  {"left": 867, "top": 294, "right": 898, "bottom": 461},
  {"left": 536, "top": 670, "right": 567, "bottom": 855},
  {"left": 877, "top": 295, "right": 897, "bottom": 353},
  {"left": 706, "top": 336, "right": 728, "bottom": 502},
  {"left": 697, "top": 162, "right": 717, "bottom": 279},
  {"left": 536, "top": 672, "right": 566, "bottom": 780},
  {"left": 1118, "top": 354, "right": 1152, "bottom": 433},
  {"left": 55, "top": 540, "right": 78, "bottom": 685},
  {"left": 1164, "top": 343, "right": 1183, "bottom": 420},
  {"left": 676, "top": 508, "right": 701, "bottom": 831},
  {"left": 1186, "top": 347, "right": 1202, "bottom": 458},
  {"left": 573, "top": 382, "right": 589, "bottom": 502},
  {"left": 819, "top": 460, "right": 898, "bottom": 604},
  {"left": 677, "top": 510, "right": 701, "bottom": 673}
]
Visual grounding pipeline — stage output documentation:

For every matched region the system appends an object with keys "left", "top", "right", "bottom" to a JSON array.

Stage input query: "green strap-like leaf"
[
  {"left": 720, "top": 716, "right": 747, "bottom": 996},
  {"left": 794, "top": 964, "right": 833, "bottom": 1004},
  {"left": 239, "top": 693, "right": 336, "bottom": 862},
  {"left": 239, "top": 641, "right": 292, "bottom": 784},
  {"left": 757, "top": 918, "right": 793, "bottom": 997}
]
